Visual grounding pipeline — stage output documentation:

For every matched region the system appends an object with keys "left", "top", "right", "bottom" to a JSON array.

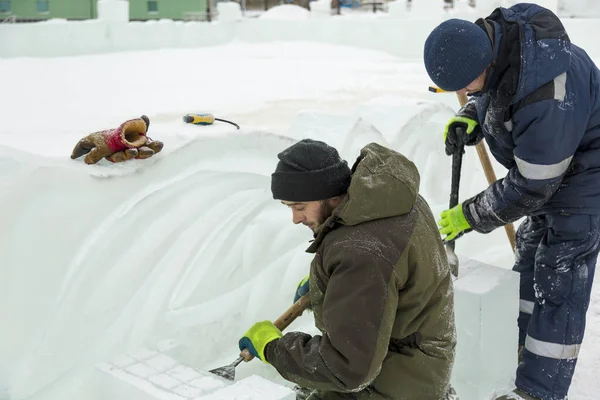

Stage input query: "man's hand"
[
  {"left": 438, "top": 204, "right": 471, "bottom": 242},
  {"left": 293, "top": 275, "right": 311, "bottom": 306},
  {"left": 238, "top": 321, "right": 282, "bottom": 364},
  {"left": 444, "top": 101, "right": 482, "bottom": 156}
]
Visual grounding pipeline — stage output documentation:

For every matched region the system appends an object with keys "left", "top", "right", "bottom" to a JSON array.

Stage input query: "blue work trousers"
[{"left": 513, "top": 213, "right": 600, "bottom": 400}]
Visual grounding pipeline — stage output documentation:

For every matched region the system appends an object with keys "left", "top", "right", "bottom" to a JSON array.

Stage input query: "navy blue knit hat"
[
  {"left": 271, "top": 139, "right": 351, "bottom": 202},
  {"left": 424, "top": 19, "right": 493, "bottom": 92}
]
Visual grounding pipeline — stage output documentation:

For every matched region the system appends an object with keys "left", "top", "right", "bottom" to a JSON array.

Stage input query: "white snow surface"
[
  {"left": 558, "top": 0, "right": 600, "bottom": 17},
  {"left": 0, "top": 41, "right": 599, "bottom": 400},
  {"left": 259, "top": 4, "right": 311, "bottom": 20}
]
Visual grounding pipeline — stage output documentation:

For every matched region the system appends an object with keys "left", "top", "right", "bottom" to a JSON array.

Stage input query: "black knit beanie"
[{"left": 271, "top": 139, "right": 351, "bottom": 202}]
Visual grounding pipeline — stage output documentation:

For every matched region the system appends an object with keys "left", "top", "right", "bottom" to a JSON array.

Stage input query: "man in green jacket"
[{"left": 238, "top": 139, "right": 456, "bottom": 399}]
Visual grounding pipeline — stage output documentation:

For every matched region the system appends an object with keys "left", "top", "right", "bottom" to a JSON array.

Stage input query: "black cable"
[{"left": 214, "top": 118, "right": 240, "bottom": 130}]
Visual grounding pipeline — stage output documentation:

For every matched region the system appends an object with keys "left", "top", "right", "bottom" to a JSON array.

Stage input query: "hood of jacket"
[
  {"left": 337, "top": 142, "right": 420, "bottom": 226},
  {"left": 307, "top": 142, "right": 420, "bottom": 253}
]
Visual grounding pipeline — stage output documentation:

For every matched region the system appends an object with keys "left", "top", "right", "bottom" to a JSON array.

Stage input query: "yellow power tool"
[{"left": 183, "top": 113, "right": 240, "bottom": 129}]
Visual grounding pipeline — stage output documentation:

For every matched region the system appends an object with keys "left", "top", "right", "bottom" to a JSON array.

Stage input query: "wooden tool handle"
[
  {"left": 474, "top": 141, "right": 517, "bottom": 252},
  {"left": 240, "top": 294, "right": 311, "bottom": 362},
  {"left": 455, "top": 91, "right": 516, "bottom": 253}
]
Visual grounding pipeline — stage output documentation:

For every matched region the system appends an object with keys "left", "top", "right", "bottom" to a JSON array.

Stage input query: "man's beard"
[{"left": 308, "top": 200, "right": 336, "bottom": 233}]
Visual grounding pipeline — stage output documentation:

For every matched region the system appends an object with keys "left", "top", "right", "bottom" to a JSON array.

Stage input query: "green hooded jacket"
[{"left": 265, "top": 143, "right": 456, "bottom": 400}]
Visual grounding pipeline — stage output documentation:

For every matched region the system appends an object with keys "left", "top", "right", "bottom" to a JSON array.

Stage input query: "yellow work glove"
[
  {"left": 444, "top": 101, "right": 482, "bottom": 156},
  {"left": 438, "top": 204, "right": 471, "bottom": 242},
  {"left": 238, "top": 321, "right": 282, "bottom": 364}
]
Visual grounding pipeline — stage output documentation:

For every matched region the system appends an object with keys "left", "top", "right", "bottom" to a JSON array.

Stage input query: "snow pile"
[
  {"left": 259, "top": 4, "right": 311, "bottom": 20},
  {"left": 0, "top": 132, "right": 310, "bottom": 400},
  {"left": 409, "top": 0, "right": 446, "bottom": 18},
  {"left": 217, "top": 2, "right": 243, "bottom": 22},
  {"left": 0, "top": 42, "right": 412, "bottom": 158},
  {"left": 558, "top": 0, "right": 600, "bottom": 17},
  {"left": 309, "top": 0, "right": 332, "bottom": 18},
  {"left": 3, "top": 10, "right": 600, "bottom": 60},
  {"left": 387, "top": 1, "right": 408, "bottom": 18}
]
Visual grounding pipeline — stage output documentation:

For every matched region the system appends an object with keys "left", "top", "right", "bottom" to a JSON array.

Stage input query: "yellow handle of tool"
[
  {"left": 183, "top": 113, "right": 216, "bottom": 125},
  {"left": 428, "top": 86, "right": 448, "bottom": 93}
]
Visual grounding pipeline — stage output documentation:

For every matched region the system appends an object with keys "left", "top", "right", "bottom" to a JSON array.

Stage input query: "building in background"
[
  {"left": 0, "top": 0, "right": 212, "bottom": 22},
  {"left": 0, "top": 0, "right": 96, "bottom": 21},
  {"left": 129, "top": 0, "right": 211, "bottom": 21}
]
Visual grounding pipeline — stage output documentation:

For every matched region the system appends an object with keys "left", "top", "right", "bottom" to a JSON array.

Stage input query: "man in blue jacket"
[{"left": 424, "top": 3, "right": 600, "bottom": 400}]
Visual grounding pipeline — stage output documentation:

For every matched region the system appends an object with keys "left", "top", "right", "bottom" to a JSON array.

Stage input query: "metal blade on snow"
[
  {"left": 208, "top": 295, "right": 311, "bottom": 381},
  {"left": 445, "top": 245, "right": 460, "bottom": 278},
  {"left": 208, "top": 356, "right": 244, "bottom": 381}
]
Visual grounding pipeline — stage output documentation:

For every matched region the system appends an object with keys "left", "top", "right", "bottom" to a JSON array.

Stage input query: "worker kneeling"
[{"left": 238, "top": 139, "right": 457, "bottom": 400}]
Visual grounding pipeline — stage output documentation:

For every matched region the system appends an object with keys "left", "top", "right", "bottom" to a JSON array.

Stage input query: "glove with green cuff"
[
  {"left": 238, "top": 321, "right": 282, "bottom": 364},
  {"left": 444, "top": 101, "right": 482, "bottom": 156},
  {"left": 293, "top": 275, "right": 312, "bottom": 311},
  {"left": 438, "top": 204, "right": 471, "bottom": 242}
]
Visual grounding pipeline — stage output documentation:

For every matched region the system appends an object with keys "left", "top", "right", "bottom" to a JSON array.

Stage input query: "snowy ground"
[{"left": 0, "top": 41, "right": 598, "bottom": 399}]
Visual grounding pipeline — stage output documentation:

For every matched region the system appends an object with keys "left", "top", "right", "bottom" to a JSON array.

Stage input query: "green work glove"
[
  {"left": 438, "top": 204, "right": 471, "bottom": 242},
  {"left": 293, "top": 275, "right": 312, "bottom": 311},
  {"left": 238, "top": 321, "right": 282, "bottom": 364},
  {"left": 444, "top": 101, "right": 482, "bottom": 156}
]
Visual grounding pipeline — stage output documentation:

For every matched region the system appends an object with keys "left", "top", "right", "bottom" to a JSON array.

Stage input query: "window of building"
[
  {"left": 147, "top": 1, "right": 158, "bottom": 13},
  {"left": 0, "top": 1, "right": 10, "bottom": 13},
  {"left": 36, "top": 0, "right": 49, "bottom": 13}
]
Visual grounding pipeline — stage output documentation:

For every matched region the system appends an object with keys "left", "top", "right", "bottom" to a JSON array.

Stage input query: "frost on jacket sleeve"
[
  {"left": 463, "top": 87, "right": 584, "bottom": 233},
  {"left": 264, "top": 248, "right": 400, "bottom": 393}
]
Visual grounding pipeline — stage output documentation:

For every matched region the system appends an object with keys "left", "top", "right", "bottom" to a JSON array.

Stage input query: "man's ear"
[{"left": 328, "top": 195, "right": 345, "bottom": 209}]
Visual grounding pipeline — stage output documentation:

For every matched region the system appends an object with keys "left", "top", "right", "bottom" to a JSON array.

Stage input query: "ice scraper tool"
[
  {"left": 454, "top": 91, "right": 516, "bottom": 253},
  {"left": 183, "top": 113, "right": 240, "bottom": 129},
  {"left": 209, "top": 293, "right": 311, "bottom": 381},
  {"left": 445, "top": 125, "right": 465, "bottom": 278}
]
